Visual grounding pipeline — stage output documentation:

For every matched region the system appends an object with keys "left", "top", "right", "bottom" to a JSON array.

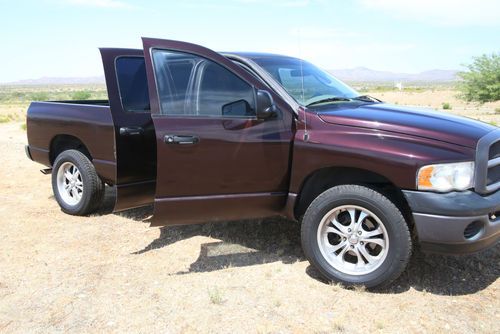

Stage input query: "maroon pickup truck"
[{"left": 26, "top": 38, "right": 499, "bottom": 288}]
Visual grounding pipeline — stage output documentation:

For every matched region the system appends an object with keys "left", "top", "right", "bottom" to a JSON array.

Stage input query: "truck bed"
[{"left": 26, "top": 101, "right": 116, "bottom": 184}]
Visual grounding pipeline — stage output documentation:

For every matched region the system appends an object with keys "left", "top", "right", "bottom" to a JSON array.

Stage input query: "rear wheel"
[
  {"left": 52, "top": 149, "right": 104, "bottom": 215},
  {"left": 301, "top": 185, "right": 411, "bottom": 288}
]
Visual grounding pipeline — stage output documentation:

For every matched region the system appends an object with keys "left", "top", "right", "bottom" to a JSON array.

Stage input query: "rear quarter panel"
[{"left": 26, "top": 101, "right": 116, "bottom": 183}]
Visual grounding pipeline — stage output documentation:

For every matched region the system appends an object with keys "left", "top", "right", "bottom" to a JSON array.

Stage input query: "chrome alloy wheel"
[
  {"left": 56, "top": 162, "right": 83, "bottom": 206},
  {"left": 317, "top": 205, "right": 389, "bottom": 275}
]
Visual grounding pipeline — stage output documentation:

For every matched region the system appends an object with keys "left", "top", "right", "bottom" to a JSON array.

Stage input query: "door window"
[
  {"left": 152, "top": 50, "right": 256, "bottom": 117},
  {"left": 115, "top": 57, "right": 151, "bottom": 113}
]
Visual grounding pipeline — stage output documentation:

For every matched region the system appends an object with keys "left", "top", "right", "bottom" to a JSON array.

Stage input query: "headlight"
[{"left": 417, "top": 161, "right": 475, "bottom": 192}]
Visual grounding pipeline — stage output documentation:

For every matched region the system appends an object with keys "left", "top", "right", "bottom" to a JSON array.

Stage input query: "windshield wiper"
[
  {"left": 306, "top": 97, "right": 352, "bottom": 107},
  {"left": 352, "top": 95, "right": 382, "bottom": 103}
]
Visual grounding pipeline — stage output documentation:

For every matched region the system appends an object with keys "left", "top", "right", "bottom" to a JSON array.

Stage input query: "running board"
[{"left": 40, "top": 168, "right": 52, "bottom": 175}]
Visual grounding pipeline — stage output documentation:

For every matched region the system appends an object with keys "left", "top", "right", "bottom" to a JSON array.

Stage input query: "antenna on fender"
[{"left": 298, "top": 29, "right": 309, "bottom": 141}]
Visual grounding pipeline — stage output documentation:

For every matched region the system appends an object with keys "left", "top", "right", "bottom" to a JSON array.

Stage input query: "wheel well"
[
  {"left": 294, "top": 167, "right": 414, "bottom": 229},
  {"left": 49, "top": 135, "right": 92, "bottom": 165}
]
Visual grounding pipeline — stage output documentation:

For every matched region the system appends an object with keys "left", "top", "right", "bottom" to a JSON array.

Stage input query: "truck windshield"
[{"left": 251, "top": 56, "right": 358, "bottom": 106}]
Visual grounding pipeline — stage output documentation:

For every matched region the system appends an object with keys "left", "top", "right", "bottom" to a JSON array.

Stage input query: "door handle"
[
  {"left": 164, "top": 135, "right": 199, "bottom": 145},
  {"left": 119, "top": 126, "right": 144, "bottom": 136}
]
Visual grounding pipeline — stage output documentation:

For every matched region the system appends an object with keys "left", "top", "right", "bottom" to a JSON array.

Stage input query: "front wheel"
[
  {"left": 301, "top": 185, "right": 412, "bottom": 288},
  {"left": 51, "top": 149, "right": 104, "bottom": 216}
]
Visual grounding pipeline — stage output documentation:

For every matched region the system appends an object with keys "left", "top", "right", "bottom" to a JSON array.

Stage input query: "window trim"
[
  {"left": 114, "top": 55, "right": 151, "bottom": 114},
  {"left": 150, "top": 48, "right": 258, "bottom": 119}
]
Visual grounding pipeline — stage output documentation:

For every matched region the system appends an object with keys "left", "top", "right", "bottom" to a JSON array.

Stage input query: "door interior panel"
[{"left": 100, "top": 48, "right": 157, "bottom": 211}]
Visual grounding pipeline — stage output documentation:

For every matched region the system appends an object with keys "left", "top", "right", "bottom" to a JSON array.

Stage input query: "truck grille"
[
  {"left": 490, "top": 141, "right": 500, "bottom": 160},
  {"left": 475, "top": 129, "right": 500, "bottom": 194},
  {"left": 488, "top": 165, "right": 500, "bottom": 185}
]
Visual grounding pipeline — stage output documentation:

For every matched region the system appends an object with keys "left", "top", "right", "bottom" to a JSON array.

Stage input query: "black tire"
[
  {"left": 51, "top": 149, "right": 104, "bottom": 215},
  {"left": 301, "top": 185, "right": 411, "bottom": 288}
]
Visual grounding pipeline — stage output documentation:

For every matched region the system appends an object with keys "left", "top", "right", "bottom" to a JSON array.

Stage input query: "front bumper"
[{"left": 403, "top": 190, "right": 500, "bottom": 254}]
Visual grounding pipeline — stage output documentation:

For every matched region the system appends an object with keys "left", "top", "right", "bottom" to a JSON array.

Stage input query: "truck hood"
[{"left": 317, "top": 103, "right": 496, "bottom": 148}]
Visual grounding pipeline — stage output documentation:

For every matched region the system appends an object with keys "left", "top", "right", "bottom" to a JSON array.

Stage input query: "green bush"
[
  {"left": 442, "top": 102, "right": 452, "bottom": 110},
  {"left": 29, "top": 92, "right": 49, "bottom": 101},
  {"left": 458, "top": 53, "right": 500, "bottom": 103},
  {"left": 207, "top": 287, "right": 225, "bottom": 305},
  {"left": 72, "top": 90, "right": 92, "bottom": 100},
  {"left": 0, "top": 114, "right": 19, "bottom": 123}
]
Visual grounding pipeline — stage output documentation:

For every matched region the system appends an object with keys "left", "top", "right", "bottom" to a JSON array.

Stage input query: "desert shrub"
[
  {"left": 404, "top": 87, "right": 425, "bottom": 93},
  {"left": 442, "top": 102, "right": 452, "bottom": 110},
  {"left": 71, "top": 90, "right": 92, "bottom": 100},
  {"left": 495, "top": 107, "right": 500, "bottom": 114},
  {"left": 458, "top": 53, "right": 500, "bottom": 103},
  {"left": 207, "top": 287, "right": 225, "bottom": 305},
  {"left": 29, "top": 92, "right": 49, "bottom": 101},
  {"left": 372, "top": 85, "right": 393, "bottom": 92},
  {"left": 0, "top": 114, "right": 19, "bottom": 123}
]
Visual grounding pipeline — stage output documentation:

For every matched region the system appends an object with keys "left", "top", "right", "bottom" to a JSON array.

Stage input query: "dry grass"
[{"left": 0, "top": 86, "right": 499, "bottom": 333}]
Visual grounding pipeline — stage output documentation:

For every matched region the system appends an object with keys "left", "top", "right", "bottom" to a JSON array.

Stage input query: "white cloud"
[
  {"left": 180, "top": 0, "right": 325, "bottom": 9},
  {"left": 290, "top": 27, "right": 361, "bottom": 39},
  {"left": 236, "top": 0, "right": 327, "bottom": 7},
  {"left": 62, "top": 0, "right": 135, "bottom": 9},
  {"left": 359, "top": 0, "right": 500, "bottom": 26}
]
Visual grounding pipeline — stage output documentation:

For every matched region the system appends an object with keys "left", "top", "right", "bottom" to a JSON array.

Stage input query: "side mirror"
[
  {"left": 256, "top": 90, "right": 278, "bottom": 120},
  {"left": 222, "top": 99, "right": 252, "bottom": 117}
]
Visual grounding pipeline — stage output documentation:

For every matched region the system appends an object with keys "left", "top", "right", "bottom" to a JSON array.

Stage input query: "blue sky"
[{"left": 0, "top": 0, "right": 499, "bottom": 82}]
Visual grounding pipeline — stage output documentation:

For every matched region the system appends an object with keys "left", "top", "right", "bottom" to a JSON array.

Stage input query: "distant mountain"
[
  {"left": 328, "top": 67, "right": 458, "bottom": 83},
  {"left": 6, "top": 76, "right": 105, "bottom": 85}
]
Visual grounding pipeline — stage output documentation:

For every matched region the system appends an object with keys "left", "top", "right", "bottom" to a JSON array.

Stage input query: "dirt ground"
[{"left": 0, "top": 91, "right": 499, "bottom": 333}]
